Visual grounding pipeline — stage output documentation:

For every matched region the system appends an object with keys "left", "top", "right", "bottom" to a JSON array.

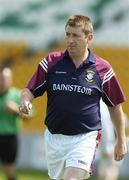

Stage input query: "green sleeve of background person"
[{"left": 0, "top": 87, "right": 22, "bottom": 135}]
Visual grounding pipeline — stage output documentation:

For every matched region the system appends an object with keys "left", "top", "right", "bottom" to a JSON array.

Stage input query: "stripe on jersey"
[
  {"left": 102, "top": 68, "right": 115, "bottom": 85},
  {"left": 34, "top": 80, "right": 46, "bottom": 91},
  {"left": 39, "top": 58, "right": 48, "bottom": 72}
]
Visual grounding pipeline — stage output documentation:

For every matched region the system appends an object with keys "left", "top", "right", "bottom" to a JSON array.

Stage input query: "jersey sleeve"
[
  {"left": 101, "top": 65, "right": 126, "bottom": 106},
  {"left": 26, "top": 57, "right": 48, "bottom": 97}
]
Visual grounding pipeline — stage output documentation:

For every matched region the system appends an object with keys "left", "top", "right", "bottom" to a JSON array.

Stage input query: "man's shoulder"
[
  {"left": 45, "top": 50, "right": 65, "bottom": 70},
  {"left": 93, "top": 55, "right": 114, "bottom": 81},
  {"left": 94, "top": 55, "right": 112, "bottom": 73},
  {"left": 95, "top": 55, "right": 111, "bottom": 67},
  {"left": 47, "top": 50, "right": 65, "bottom": 62}
]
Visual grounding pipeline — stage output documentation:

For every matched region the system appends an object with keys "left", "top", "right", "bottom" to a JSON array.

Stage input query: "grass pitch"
[
  {"left": 0, "top": 169, "right": 49, "bottom": 180},
  {"left": 0, "top": 168, "right": 128, "bottom": 180}
]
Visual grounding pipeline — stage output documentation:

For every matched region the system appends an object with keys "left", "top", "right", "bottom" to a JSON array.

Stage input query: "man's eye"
[
  {"left": 73, "top": 34, "right": 78, "bottom": 37},
  {"left": 66, "top": 33, "right": 70, "bottom": 37}
]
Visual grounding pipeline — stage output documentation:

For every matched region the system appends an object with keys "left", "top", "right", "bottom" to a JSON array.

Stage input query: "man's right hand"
[{"left": 19, "top": 101, "right": 32, "bottom": 115}]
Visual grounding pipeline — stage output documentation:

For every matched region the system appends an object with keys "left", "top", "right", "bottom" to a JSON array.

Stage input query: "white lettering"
[{"left": 52, "top": 84, "right": 92, "bottom": 95}]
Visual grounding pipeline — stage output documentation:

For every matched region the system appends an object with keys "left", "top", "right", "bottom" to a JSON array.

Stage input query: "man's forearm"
[
  {"left": 108, "top": 104, "right": 127, "bottom": 161},
  {"left": 21, "top": 88, "right": 34, "bottom": 104},
  {"left": 108, "top": 104, "right": 126, "bottom": 141},
  {"left": 20, "top": 88, "right": 34, "bottom": 114}
]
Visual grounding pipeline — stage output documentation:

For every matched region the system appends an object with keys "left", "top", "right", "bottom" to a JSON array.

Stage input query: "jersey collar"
[{"left": 64, "top": 49, "right": 96, "bottom": 65}]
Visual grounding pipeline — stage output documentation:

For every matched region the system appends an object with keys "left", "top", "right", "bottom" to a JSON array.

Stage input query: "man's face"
[
  {"left": 65, "top": 25, "right": 89, "bottom": 56},
  {"left": 0, "top": 72, "right": 12, "bottom": 94}
]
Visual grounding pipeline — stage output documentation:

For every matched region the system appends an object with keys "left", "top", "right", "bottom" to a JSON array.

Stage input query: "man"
[
  {"left": 19, "top": 15, "right": 127, "bottom": 180},
  {"left": 0, "top": 67, "right": 31, "bottom": 180},
  {"left": 0, "top": 67, "right": 22, "bottom": 180}
]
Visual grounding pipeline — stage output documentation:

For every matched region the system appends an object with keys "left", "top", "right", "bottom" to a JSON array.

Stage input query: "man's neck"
[{"left": 71, "top": 49, "right": 89, "bottom": 68}]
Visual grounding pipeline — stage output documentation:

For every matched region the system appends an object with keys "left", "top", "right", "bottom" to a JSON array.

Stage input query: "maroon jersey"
[{"left": 26, "top": 49, "right": 125, "bottom": 135}]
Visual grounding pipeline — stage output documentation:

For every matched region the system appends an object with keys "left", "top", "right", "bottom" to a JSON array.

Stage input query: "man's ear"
[{"left": 86, "top": 33, "right": 93, "bottom": 42}]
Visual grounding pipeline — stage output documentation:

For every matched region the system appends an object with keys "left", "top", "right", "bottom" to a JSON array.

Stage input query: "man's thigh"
[{"left": 64, "top": 167, "right": 87, "bottom": 180}]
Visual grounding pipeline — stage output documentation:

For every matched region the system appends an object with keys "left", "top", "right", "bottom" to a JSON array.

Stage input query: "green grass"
[
  {"left": 0, "top": 169, "right": 49, "bottom": 180},
  {"left": 0, "top": 168, "right": 128, "bottom": 180}
]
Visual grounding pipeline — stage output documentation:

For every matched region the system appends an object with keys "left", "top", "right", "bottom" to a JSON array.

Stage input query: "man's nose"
[{"left": 68, "top": 36, "right": 74, "bottom": 43}]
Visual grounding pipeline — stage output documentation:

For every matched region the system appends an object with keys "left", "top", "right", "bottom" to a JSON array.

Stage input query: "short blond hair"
[{"left": 65, "top": 15, "right": 93, "bottom": 35}]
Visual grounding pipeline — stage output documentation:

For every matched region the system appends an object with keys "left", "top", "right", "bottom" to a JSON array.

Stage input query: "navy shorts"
[{"left": 0, "top": 135, "right": 18, "bottom": 164}]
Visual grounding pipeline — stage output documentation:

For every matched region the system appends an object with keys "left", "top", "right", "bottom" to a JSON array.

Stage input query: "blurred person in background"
[
  {"left": 97, "top": 99, "right": 129, "bottom": 180},
  {"left": 0, "top": 67, "right": 31, "bottom": 180},
  {"left": 19, "top": 15, "right": 127, "bottom": 180}
]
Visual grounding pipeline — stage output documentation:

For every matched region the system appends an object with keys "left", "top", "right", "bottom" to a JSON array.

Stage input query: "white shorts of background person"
[{"left": 44, "top": 128, "right": 101, "bottom": 180}]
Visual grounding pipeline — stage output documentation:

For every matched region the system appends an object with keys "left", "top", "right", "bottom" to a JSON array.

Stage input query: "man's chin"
[{"left": 68, "top": 49, "right": 76, "bottom": 55}]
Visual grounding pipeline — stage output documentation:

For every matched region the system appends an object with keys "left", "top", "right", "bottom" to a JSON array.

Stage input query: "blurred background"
[{"left": 0, "top": 0, "right": 129, "bottom": 179}]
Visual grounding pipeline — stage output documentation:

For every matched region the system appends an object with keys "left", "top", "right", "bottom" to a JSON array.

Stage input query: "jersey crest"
[{"left": 85, "top": 70, "right": 95, "bottom": 83}]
